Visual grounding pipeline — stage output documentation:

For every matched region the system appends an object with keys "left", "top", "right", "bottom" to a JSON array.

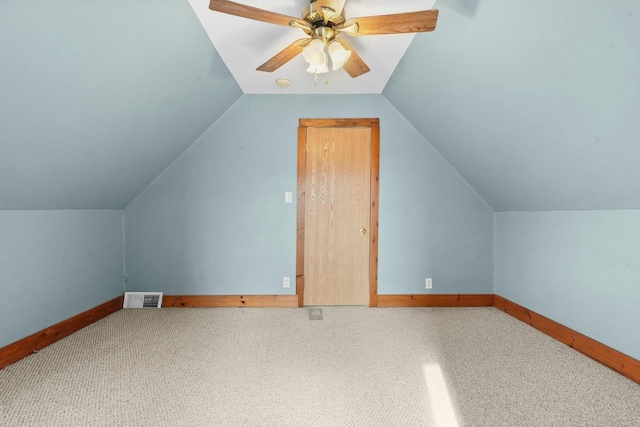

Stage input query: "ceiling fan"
[{"left": 208, "top": 0, "right": 439, "bottom": 78}]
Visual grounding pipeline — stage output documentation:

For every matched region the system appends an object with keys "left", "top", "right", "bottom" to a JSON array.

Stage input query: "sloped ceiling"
[
  {"left": 1, "top": 0, "right": 638, "bottom": 212},
  {"left": 385, "top": 0, "right": 640, "bottom": 211},
  {"left": 0, "top": 0, "right": 241, "bottom": 209}
]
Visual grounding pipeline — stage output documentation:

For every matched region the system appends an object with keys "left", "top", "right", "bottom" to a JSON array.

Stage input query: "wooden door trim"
[
  {"left": 296, "top": 125, "right": 307, "bottom": 308},
  {"left": 300, "top": 118, "right": 379, "bottom": 127},
  {"left": 296, "top": 118, "right": 380, "bottom": 307}
]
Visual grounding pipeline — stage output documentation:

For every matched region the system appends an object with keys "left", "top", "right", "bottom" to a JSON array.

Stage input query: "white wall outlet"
[
  {"left": 283, "top": 277, "right": 291, "bottom": 288},
  {"left": 425, "top": 278, "right": 432, "bottom": 289},
  {"left": 285, "top": 192, "right": 293, "bottom": 204}
]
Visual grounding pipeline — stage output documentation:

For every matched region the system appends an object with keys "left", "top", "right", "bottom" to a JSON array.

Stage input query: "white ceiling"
[{"left": 187, "top": 0, "right": 437, "bottom": 94}]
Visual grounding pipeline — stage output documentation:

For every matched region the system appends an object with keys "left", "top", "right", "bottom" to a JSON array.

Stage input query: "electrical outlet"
[
  {"left": 285, "top": 192, "right": 293, "bottom": 204},
  {"left": 425, "top": 278, "right": 432, "bottom": 289},
  {"left": 283, "top": 277, "right": 291, "bottom": 288}
]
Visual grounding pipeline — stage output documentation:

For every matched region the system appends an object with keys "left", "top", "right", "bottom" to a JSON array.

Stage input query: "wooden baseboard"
[
  {"left": 494, "top": 295, "right": 640, "bottom": 385},
  {"left": 0, "top": 295, "right": 123, "bottom": 370},
  {"left": 163, "top": 295, "right": 298, "bottom": 308},
  {"left": 5, "top": 292, "right": 636, "bottom": 385},
  {"left": 377, "top": 294, "right": 495, "bottom": 307}
]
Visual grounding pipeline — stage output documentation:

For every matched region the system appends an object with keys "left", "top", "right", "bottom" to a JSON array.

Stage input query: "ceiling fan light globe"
[
  {"left": 328, "top": 41, "right": 351, "bottom": 70},
  {"left": 308, "top": 38, "right": 325, "bottom": 49},
  {"left": 306, "top": 63, "right": 329, "bottom": 74},
  {"left": 302, "top": 39, "right": 328, "bottom": 74},
  {"left": 304, "top": 50, "right": 326, "bottom": 66},
  {"left": 302, "top": 39, "right": 324, "bottom": 61}
]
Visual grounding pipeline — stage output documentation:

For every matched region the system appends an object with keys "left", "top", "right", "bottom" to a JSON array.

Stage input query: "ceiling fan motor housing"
[
  {"left": 303, "top": 0, "right": 346, "bottom": 27},
  {"left": 312, "top": 26, "right": 337, "bottom": 43}
]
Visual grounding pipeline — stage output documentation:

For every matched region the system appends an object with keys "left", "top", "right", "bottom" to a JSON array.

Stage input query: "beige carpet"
[{"left": 1, "top": 307, "right": 639, "bottom": 426}]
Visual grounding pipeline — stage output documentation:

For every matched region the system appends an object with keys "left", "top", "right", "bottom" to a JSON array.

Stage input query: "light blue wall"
[
  {"left": 0, "top": 0, "right": 241, "bottom": 210},
  {"left": 385, "top": 0, "right": 640, "bottom": 211},
  {"left": 495, "top": 211, "right": 640, "bottom": 360},
  {"left": 0, "top": 210, "right": 124, "bottom": 348},
  {"left": 125, "top": 95, "right": 494, "bottom": 296}
]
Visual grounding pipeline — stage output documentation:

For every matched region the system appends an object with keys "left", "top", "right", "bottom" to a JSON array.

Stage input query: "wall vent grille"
[{"left": 123, "top": 292, "right": 163, "bottom": 308}]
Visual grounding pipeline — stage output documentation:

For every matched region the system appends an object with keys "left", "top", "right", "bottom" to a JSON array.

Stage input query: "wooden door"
[{"left": 296, "top": 119, "right": 380, "bottom": 307}]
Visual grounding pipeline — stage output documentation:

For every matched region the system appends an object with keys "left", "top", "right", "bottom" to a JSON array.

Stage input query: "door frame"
[{"left": 296, "top": 118, "right": 380, "bottom": 307}]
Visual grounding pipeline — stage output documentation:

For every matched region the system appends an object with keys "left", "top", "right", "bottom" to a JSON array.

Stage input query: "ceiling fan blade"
[
  {"left": 336, "top": 9, "right": 439, "bottom": 36},
  {"left": 209, "top": 0, "right": 310, "bottom": 28},
  {"left": 316, "top": 0, "right": 329, "bottom": 24},
  {"left": 335, "top": 38, "right": 370, "bottom": 78},
  {"left": 334, "top": 0, "right": 346, "bottom": 17},
  {"left": 256, "top": 39, "right": 311, "bottom": 73}
]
